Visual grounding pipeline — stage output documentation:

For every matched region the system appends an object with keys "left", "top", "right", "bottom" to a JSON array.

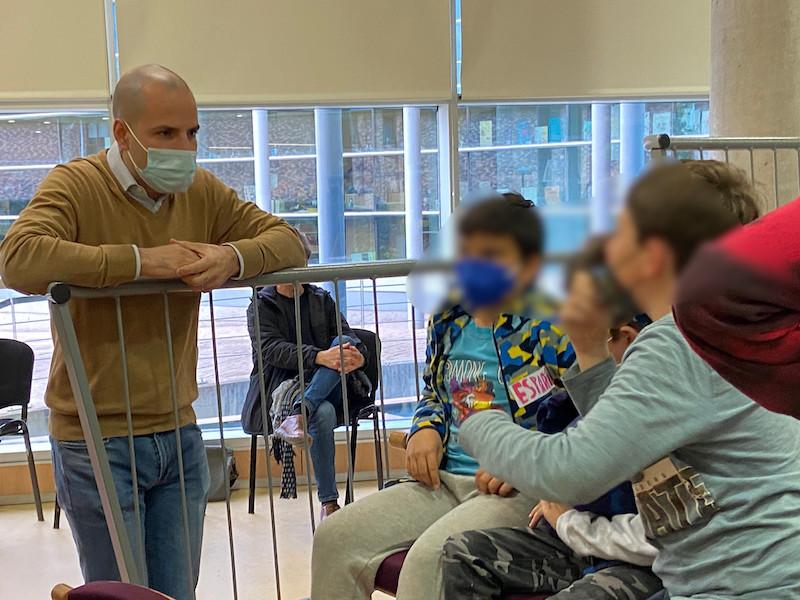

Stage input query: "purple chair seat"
[
  {"left": 62, "top": 581, "right": 172, "bottom": 600},
  {"left": 375, "top": 550, "right": 549, "bottom": 599}
]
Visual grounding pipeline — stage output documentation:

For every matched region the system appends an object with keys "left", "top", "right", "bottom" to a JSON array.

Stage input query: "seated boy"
[
  {"left": 310, "top": 193, "right": 575, "bottom": 600},
  {"left": 456, "top": 161, "right": 800, "bottom": 599},
  {"left": 241, "top": 231, "right": 369, "bottom": 520},
  {"left": 442, "top": 238, "right": 659, "bottom": 600}
]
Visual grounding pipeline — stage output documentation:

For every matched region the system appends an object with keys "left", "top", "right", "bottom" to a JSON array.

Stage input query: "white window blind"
[
  {"left": 461, "top": 0, "right": 710, "bottom": 102},
  {"left": 0, "top": 0, "right": 109, "bottom": 106},
  {"left": 116, "top": 0, "right": 452, "bottom": 106}
]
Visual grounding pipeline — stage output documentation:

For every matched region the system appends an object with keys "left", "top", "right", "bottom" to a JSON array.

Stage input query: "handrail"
[
  {"left": 46, "top": 260, "right": 442, "bottom": 303},
  {"left": 645, "top": 133, "right": 800, "bottom": 151},
  {"left": 45, "top": 254, "right": 570, "bottom": 304}
]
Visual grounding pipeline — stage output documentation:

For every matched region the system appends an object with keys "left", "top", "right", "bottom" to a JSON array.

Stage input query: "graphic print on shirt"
[
  {"left": 631, "top": 456, "right": 719, "bottom": 539},
  {"left": 446, "top": 358, "right": 498, "bottom": 416}
]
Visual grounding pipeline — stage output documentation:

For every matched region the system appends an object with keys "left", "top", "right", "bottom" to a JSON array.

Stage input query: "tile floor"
[{"left": 0, "top": 485, "right": 392, "bottom": 600}]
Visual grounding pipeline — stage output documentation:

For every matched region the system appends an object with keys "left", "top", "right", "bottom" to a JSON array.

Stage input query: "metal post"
[
  {"left": 251, "top": 287, "right": 283, "bottom": 600},
  {"left": 315, "top": 108, "right": 347, "bottom": 309},
  {"left": 207, "top": 293, "right": 239, "bottom": 600},
  {"left": 10, "top": 296, "right": 17, "bottom": 339},
  {"left": 293, "top": 284, "right": 319, "bottom": 534},
  {"left": 371, "top": 279, "right": 391, "bottom": 482},
  {"left": 591, "top": 104, "right": 613, "bottom": 233},
  {"left": 114, "top": 297, "right": 145, "bottom": 572},
  {"left": 48, "top": 291, "right": 143, "bottom": 585},
  {"left": 161, "top": 294, "right": 196, "bottom": 599},
  {"left": 333, "top": 281, "right": 355, "bottom": 502},
  {"left": 253, "top": 109, "right": 272, "bottom": 212}
]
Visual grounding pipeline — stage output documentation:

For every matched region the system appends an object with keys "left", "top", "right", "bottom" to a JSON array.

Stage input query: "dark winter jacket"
[{"left": 241, "top": 284, "right": 368, "bottom": 435}]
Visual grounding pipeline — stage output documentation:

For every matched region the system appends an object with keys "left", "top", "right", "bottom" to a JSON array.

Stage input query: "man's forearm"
[
  {"left": 0, "top": 234, "right": 137, "bottom": 295},
  {"left": 459, "top": 410, "right": 631, "bottom": 506}
]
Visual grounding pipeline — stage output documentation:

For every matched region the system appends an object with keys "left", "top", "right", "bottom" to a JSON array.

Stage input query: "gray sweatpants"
[{"left": 310, "top": 470, "right": 534, "bottom": 600}]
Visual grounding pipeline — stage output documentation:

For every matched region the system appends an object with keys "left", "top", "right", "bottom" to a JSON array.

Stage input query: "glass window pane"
[
  {"left": 0, "top": 111, "right": 109, "bottom": 242},
  {"left": 420, "top": 108, "right": 439, "bottom": 150},
  {"left": 342, "top": 107, "right": 403, "bottom": 153},
  {"left": 197, "top": 110, "right": 253, "bottom": 159},
  {"left": 344, "top": 155, "right": 404, "bottom": 212},
  {"left": 201, "top": 161, "right": 255, "bottom": 201},
  {"left": 269, "top": 110, "right": 316, "bottom": 156},
  {"left": 421, "top": 152, "right": 440, "bottom": 212},
  {"left": 346, "top": 215, "right": 406, "bottom": 261},
  {"left": 271, "top": 157, "right": 317, "bottom": 214}
]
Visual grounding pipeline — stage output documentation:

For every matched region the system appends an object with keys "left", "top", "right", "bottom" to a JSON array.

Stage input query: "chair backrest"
[
  {"left": 0, "top": 339, "right": 34, "bottom": 412},
  {"left": 351, "top": 328, "right": 380, "bottom": 404},
  {"left": 53, "top": 581, "right": 175, "bottom": 600}
]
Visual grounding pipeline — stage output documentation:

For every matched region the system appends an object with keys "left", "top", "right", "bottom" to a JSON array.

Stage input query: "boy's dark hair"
[
  {"left": 457, "top": 192, "right": 543, "bottom": 257},
  {"left": 626, "top": 160, "right": 760, "bottom": 272}
]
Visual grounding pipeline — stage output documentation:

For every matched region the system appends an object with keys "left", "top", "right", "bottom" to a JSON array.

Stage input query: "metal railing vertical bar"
[
  {"left": 47, "top": 287, "right": 143, "bottom": 585},
  {"left": 796, "top": 149, "right": 800, "bottom": 198},
  {"left": 724, "top": 147, "right": 730, "bottom": 163},
  {"left": 410, "top": 305, "right": 422, "bottom": 403},
  {"left": 773, "top": 148, "right": 781, "bottom": 210},
  {"left": 114, "top": 296, "right": 145, "bottom": 572},
  {"left": 10, "top": 296, "right": 17, "bottom": 338},
  {"left": 251, "top": 286, "right": 283, "bottom": 600},
  {"left": 371, "top": 278, "right": 390, "bottom": 483},
  {"left": 293, "top": 282, "right": 318, "bottom": 534},
  {"left": 161, "top": 293, "right": 195, "bottom": 599},
  {"left": 749, "top": 148, "right": 756, "bottom": 184},
  {"left": 207, "top": 292, "right": 239, "bottom": 600},
  {"left": 332, "top": 280, "right": 355, "bottom": 502}
]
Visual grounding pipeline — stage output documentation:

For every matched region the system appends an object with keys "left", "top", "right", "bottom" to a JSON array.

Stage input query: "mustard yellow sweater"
[{"left": 0, "top": 151, "right": 306, "bottom": 440}]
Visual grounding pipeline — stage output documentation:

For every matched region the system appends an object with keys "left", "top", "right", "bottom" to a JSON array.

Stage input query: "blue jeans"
[
  {"left": 51, "top": 424, "right": 210, "bottom": 600},
  {"left": 302, "top": 335, "right": 358, "bottom": 503}
]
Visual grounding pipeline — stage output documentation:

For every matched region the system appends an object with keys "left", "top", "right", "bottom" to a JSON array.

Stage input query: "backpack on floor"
[{"left": 205, "top": 442, "right": 238, "bottom": 502}]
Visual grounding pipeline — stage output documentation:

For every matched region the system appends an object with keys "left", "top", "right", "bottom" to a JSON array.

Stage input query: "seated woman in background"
[{"left": 309, "top": 193, "right": 575, "bottom": 600}]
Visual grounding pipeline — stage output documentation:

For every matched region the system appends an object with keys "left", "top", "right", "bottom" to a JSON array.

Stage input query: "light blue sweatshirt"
[{"left": 460, "top": 314, "right": 800, "bottom": 599}]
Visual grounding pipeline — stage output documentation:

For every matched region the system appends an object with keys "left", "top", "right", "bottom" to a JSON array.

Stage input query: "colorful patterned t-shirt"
[{"left": 443, "top": 320, "right": 511, "bottom": 475}]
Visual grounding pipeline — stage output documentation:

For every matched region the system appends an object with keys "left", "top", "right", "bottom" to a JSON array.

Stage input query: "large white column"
[
  {"left": 710, "top": 0, "right": 800, "bottom": 208},
  {"left": 252, "top": 109, "right": 271, "bottom": 211},
  {"left": 403, "top": 107, "right": 424, "bottom": 262},
  {"left": 590, "top": 104, "right": 613, "bottom": 233},
  {"left": 620, "top": 103, "right": 645, "bottom": 190}
]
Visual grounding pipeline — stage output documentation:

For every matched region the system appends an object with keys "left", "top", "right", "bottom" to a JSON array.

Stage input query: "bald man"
[{"left": 0, "top": 65, "right": 306, "bottom": 599}]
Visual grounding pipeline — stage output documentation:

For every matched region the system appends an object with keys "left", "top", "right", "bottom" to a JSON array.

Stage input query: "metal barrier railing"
[
  {"left": 47, "top": 259, "right": 438, "bottom": 600},
  {"left": 645, "top": 134, "right": 800, "bottom": 211}
]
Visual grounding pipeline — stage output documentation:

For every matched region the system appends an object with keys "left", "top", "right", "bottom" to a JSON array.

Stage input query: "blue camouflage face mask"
[
  {"left": 125, "top": 122, "right": 197, "bottom": 193},
  {"left": 455, "top": 258, "right": 516, "bottom": 309}
]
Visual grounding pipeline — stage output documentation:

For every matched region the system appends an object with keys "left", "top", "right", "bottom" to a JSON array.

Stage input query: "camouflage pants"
[{"left": 442, "top": 525, "right": 663, "bottom": 600}]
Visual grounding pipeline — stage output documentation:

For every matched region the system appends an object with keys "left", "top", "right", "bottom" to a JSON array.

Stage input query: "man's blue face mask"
[{"left": 455, "top": 258, "right": 516, "bottom": 309}]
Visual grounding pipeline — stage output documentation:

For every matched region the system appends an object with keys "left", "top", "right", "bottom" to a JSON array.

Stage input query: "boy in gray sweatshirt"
[{"left": 458, "top": 161, "right": 800, "bottom": 599}]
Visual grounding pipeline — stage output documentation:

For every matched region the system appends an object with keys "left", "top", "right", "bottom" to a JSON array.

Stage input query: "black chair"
[
  {"left": 247, "top": 327, "right": 383, "bottom": 512},
  {"left": 0, "top": 339, "right": 43, "bottom": 521}
]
